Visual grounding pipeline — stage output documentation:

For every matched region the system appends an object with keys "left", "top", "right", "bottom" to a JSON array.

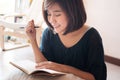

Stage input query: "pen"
[{"left": 19, "top": 26, "right": 39, "bottom": 29}]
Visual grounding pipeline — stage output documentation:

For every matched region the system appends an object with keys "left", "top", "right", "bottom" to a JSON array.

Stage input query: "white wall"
[
  {"left": 0, "top": 0, "right": 15, "bottom": 14},
  {"left": 84, "top": 0, "right": 120, "bottom": 59}
]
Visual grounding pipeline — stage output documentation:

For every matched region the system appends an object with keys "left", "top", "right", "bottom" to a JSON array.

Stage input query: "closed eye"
[{"left": 55, "top": 14, "right": 61, "bottom": 17}]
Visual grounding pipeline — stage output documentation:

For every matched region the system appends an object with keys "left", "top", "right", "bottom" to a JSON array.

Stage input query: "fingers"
[
  {"left": 29, "top": 19, "right": 35, "bottom": 28},
  {"left": 26, "top": 20, "right": 35, "bottom": 28},
  {"left": 36, "top": 61, "right": 53, "bottom": 69},
  {"left": 26, "top": 20, "right": 35, "bottom": 33},
  {"left": 35, "top": 62, "right": 64, "bottom": 73}
]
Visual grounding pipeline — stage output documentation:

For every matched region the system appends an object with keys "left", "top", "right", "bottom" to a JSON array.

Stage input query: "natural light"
[
  {"left": 0, "top": 0, "right": 31, "bottom": 15},
  {"left": 0, "top": 0, "right": 15, "bottom": 14}
]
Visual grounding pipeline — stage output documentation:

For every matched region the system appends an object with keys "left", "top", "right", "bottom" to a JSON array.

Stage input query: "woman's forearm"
[
  {"left": 63, "top": 65, "right": 95, "bottom": 80},
  {"left": 30, "top": 39, "right": 47, "bottom": 63}
]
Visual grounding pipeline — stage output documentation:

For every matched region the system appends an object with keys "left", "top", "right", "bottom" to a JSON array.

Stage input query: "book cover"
[{"left": 9, "top": 60, "right": 66, "bottom": 76}]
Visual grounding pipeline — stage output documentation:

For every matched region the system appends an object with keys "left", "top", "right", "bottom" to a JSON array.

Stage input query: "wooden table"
[
  {"left": 5, "top": 67, "right": 83, "bottom": 80},
  {"left": 1, "top": 47, "right": 83, "bottom": 80}
]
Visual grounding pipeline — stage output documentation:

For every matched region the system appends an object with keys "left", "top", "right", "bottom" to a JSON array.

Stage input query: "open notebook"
[{"left": 9, "top": 60, "right": 66, "bottom": 76}]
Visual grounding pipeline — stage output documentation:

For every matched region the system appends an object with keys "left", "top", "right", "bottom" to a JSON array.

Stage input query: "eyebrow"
[
  {"left": 47, "top": 10, "right": 62, "bottom": 13},
  {"left": 53, "top": 10, "right": 62, "bottom": 12}
]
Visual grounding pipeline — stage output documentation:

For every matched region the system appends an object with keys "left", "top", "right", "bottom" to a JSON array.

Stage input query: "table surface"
[
  {"left": 5, "top": 67, "right": 83, "bottom": 80},
  {"left": 1, "top": 47, "right": 83, "bottom": 80}
]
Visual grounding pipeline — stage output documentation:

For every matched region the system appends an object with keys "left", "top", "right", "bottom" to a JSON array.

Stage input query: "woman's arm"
[
  {"left": 36, "top": 61, "right": 95, "bottom": 80},
  {"left": 30, "top": 39, "right": 47, "bottom": 63},
  {"left": 26, "top": 20, "right": 47, "bottom": 63},
  {"left": 65, "top": 64, "right": 95, "bottom": 80}
]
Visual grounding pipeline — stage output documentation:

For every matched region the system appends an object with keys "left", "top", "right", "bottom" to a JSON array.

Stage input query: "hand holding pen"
[
  {"left": 25, "top": 20, "right": 38, "bottom": 41},
  {"left": 20, "top": 20, "right": 39, "bottom": 29}
]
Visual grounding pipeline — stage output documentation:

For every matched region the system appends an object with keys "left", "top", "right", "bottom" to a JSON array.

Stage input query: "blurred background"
[{"left": 0, "top": 0, "right": 120, "bottom": 79}]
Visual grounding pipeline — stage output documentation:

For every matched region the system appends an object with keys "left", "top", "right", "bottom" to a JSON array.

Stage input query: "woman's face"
[{"left": 47, "top": 3, "right": 68, "bottom": 34}]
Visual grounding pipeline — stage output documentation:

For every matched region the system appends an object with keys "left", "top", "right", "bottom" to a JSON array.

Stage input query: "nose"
[{"left": 48, "top": 16, "right": 56, "bottom": 25}]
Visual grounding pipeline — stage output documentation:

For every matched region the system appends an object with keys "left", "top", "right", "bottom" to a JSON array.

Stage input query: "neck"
[{"left": 59, "top": 25, "right": 88, "bottom": 37}]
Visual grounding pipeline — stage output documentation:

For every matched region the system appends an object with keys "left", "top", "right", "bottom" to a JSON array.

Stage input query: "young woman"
[{"left": 26, "top": 0, "right": 107, "bottom": 80}]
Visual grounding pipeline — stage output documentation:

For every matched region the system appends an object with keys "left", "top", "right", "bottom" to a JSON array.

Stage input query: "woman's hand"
[
  {"left": 36, "top": 61, "right": 95, "bottom": 80},
  {"left": 25, "top": 20, "right": 36, "bottom": 41},
  {"left": 36, "top": 61, "right": 68, "bottom": 73}
]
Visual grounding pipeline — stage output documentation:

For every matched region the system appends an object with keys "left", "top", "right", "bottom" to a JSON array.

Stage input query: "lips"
[{"left": 53, "top": 25, "right": 60, "bottom": 29}]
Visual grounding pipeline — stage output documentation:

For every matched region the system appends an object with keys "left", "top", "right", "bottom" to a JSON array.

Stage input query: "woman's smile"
[{"left": 53, "top": 25, "right": 60, "bottom": 29}]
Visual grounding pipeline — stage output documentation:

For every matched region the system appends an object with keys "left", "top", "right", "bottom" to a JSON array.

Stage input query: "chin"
[{"left": 54, "top": 29, "right": 64, "bottom": 34}]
